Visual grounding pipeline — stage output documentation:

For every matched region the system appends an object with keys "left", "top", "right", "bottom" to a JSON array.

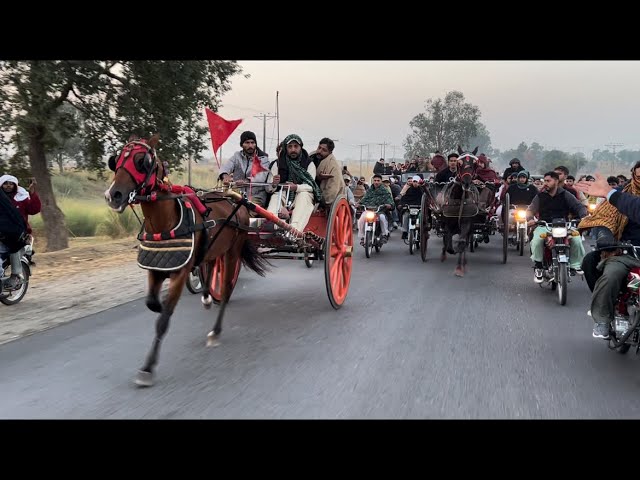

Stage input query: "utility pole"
[
  {"left": 572, "top": 146, "right": 583, "bottom": 176},
  {"left": 378, "top": 142, "right": 387, "bottom": 159},
  {"left": 605, "top": 142, "right": 623, "bottom": 174},
  {"left": 357, "top": 144, "right": 367, "bottom": 176},
  {"left": 253, "top": 113, "right": 277, "bottom": 153}
]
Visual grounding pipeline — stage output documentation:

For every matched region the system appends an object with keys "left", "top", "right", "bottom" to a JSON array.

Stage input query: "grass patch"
[{"left": 96, "top": 207, "right": 141, "bottom": 239}]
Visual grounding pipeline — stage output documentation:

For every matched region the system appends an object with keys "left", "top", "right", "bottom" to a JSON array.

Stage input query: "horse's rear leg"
[
  {"left": 455, "top": 227, "right": 470, "bottom": 277},
  {"left": 145, "top": 270, "right": 165, "bottom": 313},
  {"left": 136, "top": 268, "right": 189, "bottom": 387},
  {"left": 441, "top": 234, "right": 448, "bottom": 262},
  {"left": 207, "top": 251, "right": 237, "bottom": 347},
  {"left": 200, "top": 260, "right": 214, "bottom": 310}
]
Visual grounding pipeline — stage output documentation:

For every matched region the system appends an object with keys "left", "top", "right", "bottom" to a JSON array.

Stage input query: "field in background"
[{"left": 29, "top": 159, "right": 374, "bottom": 249}]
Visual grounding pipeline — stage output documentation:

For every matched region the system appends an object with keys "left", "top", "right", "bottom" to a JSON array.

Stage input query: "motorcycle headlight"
[
  {"left": 516, "top": 210, "right": 526, "bottom": 220},
  {"left": 365, "top": 211, "right": 376, "bottom": 221},
  {"left": 409, "top": 208, "right": 420, "bottom": 215},
  {"left": 552, "top": 227, "right": 567, "bottom": 237},
  {"left": 589, "top": 203, "right": 597, "bottom": 211}
]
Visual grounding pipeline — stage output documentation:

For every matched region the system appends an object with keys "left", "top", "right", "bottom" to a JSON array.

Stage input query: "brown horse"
[
  {"left": 439, "top": 146, "right": 480, "bottom": 277},
  {"left": 104, "top": 134, "right": 268, "bottom": 387}
]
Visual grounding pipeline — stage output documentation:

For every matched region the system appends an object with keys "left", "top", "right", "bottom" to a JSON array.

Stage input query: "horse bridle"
[
  {"left": 111, "top": 141, "right": 163, "bottom": 204},
  {"left": 456, "top": 153, "right": 477, "bottom": 189}
]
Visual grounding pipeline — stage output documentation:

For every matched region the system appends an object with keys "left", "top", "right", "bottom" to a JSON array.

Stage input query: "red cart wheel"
[{"left": 324, "top": 196, "right": 353, "bottom": 309}]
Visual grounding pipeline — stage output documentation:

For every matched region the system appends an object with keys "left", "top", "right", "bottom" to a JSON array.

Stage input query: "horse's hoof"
[
  {"left": 201, "top": 295, "right": 213, "bottom": 309},
  {"left": 440, "top": 253, "right": 447, "bottom": 262},
  {"left": 134, "top": 370, "right": 154, "bottom": 387},
  {"left": 206, "top": 332, "right": 221, "bottom": 348},
  {"left": 146, "top": 297, "right": 162, "bottom": 313},
  {"left": 455, "top": 267, "right": 464, "bottom": 277}
]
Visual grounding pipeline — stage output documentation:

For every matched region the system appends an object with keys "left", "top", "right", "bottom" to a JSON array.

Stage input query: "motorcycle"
[
  {"left": 605, "top": 243, "right": 640, "bottom": 354},
  {"left": 535, "top": 218, "right": 581, "bottom": 306},
  {"left": 361, "top": 205, "right": 388, "bottom": 258},
  {"left": 401, "top": 204, "right": 421, "bottom": 255},
  {"left": 1, "top": 249, "right": 31, "bottom": 305},
  {"left": 507, "top": 205, "right": 528, "bottom": 256}
]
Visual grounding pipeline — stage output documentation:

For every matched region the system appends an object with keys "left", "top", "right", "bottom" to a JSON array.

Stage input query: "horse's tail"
[{"left": 240, "top": 238, "right": 270, "bottom": 277}]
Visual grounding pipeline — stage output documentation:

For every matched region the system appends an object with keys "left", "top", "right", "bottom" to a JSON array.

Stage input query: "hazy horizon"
[{"left": 208, "top": 60, "right": 640, "bottom": 165}]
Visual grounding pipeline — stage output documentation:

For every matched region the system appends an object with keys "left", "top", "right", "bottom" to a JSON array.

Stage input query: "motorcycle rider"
[
  {"left": 0, "top": 175, "right": 41, "bottom": 289},
  {"left": 526, "top": 171, "right": 587, "bottom": 283},
  {"left": 398, "top": 175, "right": 424, "bottom": 240},
  {"left": 574, "top": 167, "right": 640, "bottom": 339},
  {"left": 356, "top": 174, "right": 394, "bottom": 246}
]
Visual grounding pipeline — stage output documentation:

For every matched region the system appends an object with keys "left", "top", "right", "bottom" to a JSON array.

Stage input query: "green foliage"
[
  {"left": 404, "top": 91, "right": 486, "bottom": 158},
  {"left": 96, "top": 208, "right": 141, "bottom": 239},
  {"left": 29, "top": 199, "right": 105, "bottom": 238}
]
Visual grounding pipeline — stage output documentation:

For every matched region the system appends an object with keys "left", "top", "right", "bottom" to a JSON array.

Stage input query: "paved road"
[{"left": 1, "top": 232, "right": 639, "bottom": 419}]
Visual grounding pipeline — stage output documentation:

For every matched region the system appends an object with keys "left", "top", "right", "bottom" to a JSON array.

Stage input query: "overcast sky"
[{"left": 211, "top": 61, "right": 640, "bottom": 163}]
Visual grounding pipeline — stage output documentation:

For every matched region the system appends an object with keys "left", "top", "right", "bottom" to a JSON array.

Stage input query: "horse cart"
[
  {"left": 206, "top": 183, "right": 354, "bottom": 310},
  {"left": 418, "top": 180, "right": 507, "bottom": 266}
]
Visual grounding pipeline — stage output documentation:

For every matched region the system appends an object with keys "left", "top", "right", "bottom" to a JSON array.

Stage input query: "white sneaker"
[
  {"left": 534, "top": 268, "right": 544, "bottom": 284},
  {"left": 587, "top": 310, "right": 592, "bottom": 317}
]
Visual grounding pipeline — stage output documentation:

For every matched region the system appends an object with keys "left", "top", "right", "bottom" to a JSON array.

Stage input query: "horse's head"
[
  {"left": 456, "top": 145, "right": 478, "bottom": 188},
  {"left": 104, "top": 134, "right": 162, "bottom": 212}
]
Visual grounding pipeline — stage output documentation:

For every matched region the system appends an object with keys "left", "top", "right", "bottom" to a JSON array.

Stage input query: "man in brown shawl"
[
  {"left": 310, "top": 137, "right": 345, "bottom": 206},
  {"left": 576, "top": 162, "right": 640, "bottom": 339}
]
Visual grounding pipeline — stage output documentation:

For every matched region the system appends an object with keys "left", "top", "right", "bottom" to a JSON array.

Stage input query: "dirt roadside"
[{"left": 0, "top": 237, "right": 163, "bottom": 345}]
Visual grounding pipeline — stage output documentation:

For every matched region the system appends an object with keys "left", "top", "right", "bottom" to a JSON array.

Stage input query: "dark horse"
[
  {"left": 439, "top": 146, "right": 480, "bottom": 277},
  {"left": 104, "top": 134, "right": 269, "bottom": 387}
]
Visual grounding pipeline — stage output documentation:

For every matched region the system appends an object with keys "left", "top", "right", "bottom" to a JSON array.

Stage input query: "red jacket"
[{"left": 8, "top": 191, "right": 41, "bottom": 234}]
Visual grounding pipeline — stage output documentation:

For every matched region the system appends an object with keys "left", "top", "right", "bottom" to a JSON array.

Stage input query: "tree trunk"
[
  {"left": 29, "top": 127, "right": 69, "bottom": 252},
  {"left": 56, "top": 153, "right": 64, "bottom": 174}
]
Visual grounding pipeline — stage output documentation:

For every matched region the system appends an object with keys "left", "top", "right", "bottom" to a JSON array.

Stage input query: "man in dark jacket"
[
  {"left": 502, "top": 158, "right": 525, "bottom": 183},
  {"left": 434, "top": 154, "right": 459, "bottom": 183},
  {"left": 526, "top": 171, "right": 588, "bottom": 284},
  {"left": 398, "top": 175, "right": 424, "bottom": 240},
  {"left": 1, "top": 175, "right": 40, "bottom": 288}
]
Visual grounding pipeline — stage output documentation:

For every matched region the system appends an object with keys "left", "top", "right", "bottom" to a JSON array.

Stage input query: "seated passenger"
[{"left": 265, "top": 134, "right": 323, "bottom": 233}]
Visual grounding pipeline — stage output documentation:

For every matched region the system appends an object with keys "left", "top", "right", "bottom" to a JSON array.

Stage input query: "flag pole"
[{"left": 276, "top": 91, "right": 280, "bottom": 147}]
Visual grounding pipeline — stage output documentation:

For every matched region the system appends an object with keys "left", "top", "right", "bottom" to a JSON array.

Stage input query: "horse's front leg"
[
  {"left": 145, "top": 270, "right": 166, "bottom": 313},
  {"left": 455, "top": 223, "right": 470, "bottom": 277},
  {"left": 207, "top": 249, "right": 242, "bottom": 347},
  {"left": 441, "top": 231, "right": 448, "bottom": 262},
  {"left": 136, "top": 267, "right": 189, "bottom": 387}
]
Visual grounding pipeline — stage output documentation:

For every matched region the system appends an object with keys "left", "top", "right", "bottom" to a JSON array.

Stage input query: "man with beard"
[
  {"left": 219, "top": 131, "right": 270, "bottom": 207},
  {"left": 309, "top": 137, "right": 345, "bottom": 206},
  {"left": 266, "top": 134, "right": 323, "bottom": 233},
  {"left": 526, "top": 171, "right": 587, "bottom": 284},
  {"left": 575, "top": 165, "right": 640, "bottom": 339}
]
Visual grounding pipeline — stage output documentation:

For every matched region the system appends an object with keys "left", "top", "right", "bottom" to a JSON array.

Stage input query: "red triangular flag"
[
  {"left": 205, "top": 107, "right": 242, "bottom": 168},
  {"left": 251, "top": 154, "right": 268, "bottom": 177}
]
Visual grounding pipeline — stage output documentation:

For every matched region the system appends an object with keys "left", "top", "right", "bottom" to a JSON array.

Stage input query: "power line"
[
  {"left": 253, "top": 113, "right": 278, "bottom": 153},
  {"left": 605, "top": 142, "right": 624, "bottom": 174}
]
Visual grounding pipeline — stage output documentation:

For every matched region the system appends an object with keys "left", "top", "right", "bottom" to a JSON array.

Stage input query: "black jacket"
[
  {"left": 609, "top": 191, "right": 640, "bottom": 245},
  {"left": 0, "top": 188, "right": 27, "bottom": 253},
  {"left": 526, "top": 188, "right": 587, "bottom": 223}
]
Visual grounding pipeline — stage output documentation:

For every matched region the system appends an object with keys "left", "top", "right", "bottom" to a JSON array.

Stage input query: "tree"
[
  {"left": 0, "top": 60, "right": 243, "bottom": 251},
  {"left": 538, "top": 150, "right": 572, "bottom": 174},
  {"left": 404, "top": 91, "right": 486, "bottom": 157},
  {"left": 468, "top": 123, "right": 494, "bottom": 157}
]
